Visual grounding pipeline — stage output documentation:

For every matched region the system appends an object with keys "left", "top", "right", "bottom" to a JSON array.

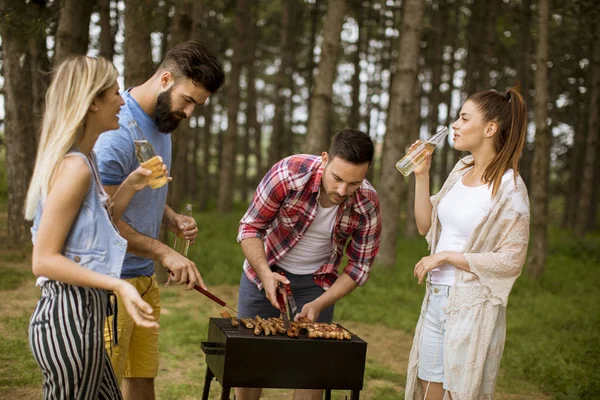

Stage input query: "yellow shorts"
[{"left": 104, "top": 274, "right": 161, "bottom": 383}]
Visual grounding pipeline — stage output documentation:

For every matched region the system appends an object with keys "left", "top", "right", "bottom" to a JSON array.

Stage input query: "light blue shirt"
[{"left": 94, "top": 90, "right": 172, "bottom": 278}]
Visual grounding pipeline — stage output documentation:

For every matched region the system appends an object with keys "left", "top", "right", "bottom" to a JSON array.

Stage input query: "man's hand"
[
  {"left": 167, "top": 213, "right": 198, "bottom": 243},
  {"left": 259, "top": 272, "right": 290, "bottom": 310},
  {"left": 295, "top": 301, "right": 322, "bottom": 322},
  {"left": 160, "top": 248, "right": 206, "bottom": 290}
]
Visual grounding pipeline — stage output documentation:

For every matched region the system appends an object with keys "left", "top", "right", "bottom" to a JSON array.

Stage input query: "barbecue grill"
[{"left": 201, "top": 318, "right": 367, "bottom": 400}]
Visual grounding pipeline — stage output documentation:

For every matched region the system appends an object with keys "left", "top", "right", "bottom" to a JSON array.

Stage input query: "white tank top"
[
  {"left": 431, "top": 169, "right": 513, "bottom": 286},
  {"left": 277, "top": 203, "right": 339, "bottom": 275}
]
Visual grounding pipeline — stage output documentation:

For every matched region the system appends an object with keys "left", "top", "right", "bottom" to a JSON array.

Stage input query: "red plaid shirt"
[{"left": 237, "top": 154, "right": 381, "bottom": 290}]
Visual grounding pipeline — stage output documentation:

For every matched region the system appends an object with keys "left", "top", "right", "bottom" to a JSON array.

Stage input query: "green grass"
[
  {"left": 1, "top": 206, "right": 598, "bottom": 399},
  {"left": 0, "top": 263, "right": 33, "bottom": 290},
  {"left": 182, "top": 210, "right": 599, "bottom": 399}
]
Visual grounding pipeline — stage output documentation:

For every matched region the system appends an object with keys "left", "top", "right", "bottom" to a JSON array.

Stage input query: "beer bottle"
[{"left": 173, "top": 203, "right": 193, "bottom": 257}]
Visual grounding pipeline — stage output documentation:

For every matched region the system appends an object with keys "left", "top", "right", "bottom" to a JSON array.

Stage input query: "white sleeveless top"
[{"left": 431, "top": 169, "right": 513, "bottom": 286}]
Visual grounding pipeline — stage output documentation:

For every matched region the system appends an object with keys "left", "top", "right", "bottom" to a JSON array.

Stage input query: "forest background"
[{"left": 0, "top": 0, "right": 598, "bottom": 399}]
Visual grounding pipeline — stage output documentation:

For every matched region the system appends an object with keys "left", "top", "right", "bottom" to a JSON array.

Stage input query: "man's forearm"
[
  {"left": 240, "top": 237, "right": 271, "bottom": 280},
  {"left": 313, "top": 273, "right": 358, "bottom": 311},
  {"left": 116, "top": 219, "right": 169, "bottom": 261}
]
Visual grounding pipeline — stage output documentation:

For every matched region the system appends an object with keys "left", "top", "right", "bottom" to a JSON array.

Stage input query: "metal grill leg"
[
  {"left": 201, "top": 366, "right": 214, "bottom": 400},
  {"left": 350, "top": 390, "right": 360, "bottom": 400},
  {"left": 221, "top": 386, "right": 231, "bottom": 400},
  {"left": 324, "top": 389, "right": 332, "bottom": 400}
]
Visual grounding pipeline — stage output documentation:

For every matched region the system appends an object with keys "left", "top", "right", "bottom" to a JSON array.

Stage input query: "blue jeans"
[
  {"left": 237, "top": 268, "right": 335, "bottom": 323},
  {"left": 418, "top": 284, "right": 450, "bottom": 383}
]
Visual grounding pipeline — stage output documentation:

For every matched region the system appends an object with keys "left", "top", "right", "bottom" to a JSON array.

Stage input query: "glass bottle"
[
  {"left": 173, "top": 203, "right": 193, "bottom": 257},
  {"left": 396, "top": 127, "right": 450, "bottom": 176},
  {"left": 129, "top": 120, "right": 169, "bottom": 189}
]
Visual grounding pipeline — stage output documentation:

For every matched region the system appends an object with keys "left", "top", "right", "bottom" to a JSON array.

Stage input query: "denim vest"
[{"left": 31, "top": 150, "right": 127, "bottom": 281}]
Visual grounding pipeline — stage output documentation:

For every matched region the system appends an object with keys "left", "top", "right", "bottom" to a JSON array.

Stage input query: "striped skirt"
[{"left": 29, "top": 281, "right": 122, "bottom": 400}]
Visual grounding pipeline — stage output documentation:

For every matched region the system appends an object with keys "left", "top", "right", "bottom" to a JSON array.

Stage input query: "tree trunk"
[
  {"left": 305, "top": 0, "right": 322, "bottom": 115},
  {"left": 303, "top": 0, "right": 347, "bottom": 155},
  {"left": 378, "top": 0, "right": 425, "bottom": 266},
  {"left": 404, "top": 77, "right": 422, "bottom": 238},
  {"left": 517, "top": 0, "right": 533, "bottom": 188},
  {"left": 440, "top": 0, "right": 458, "bottom": 183},
  {"left": 54, "top": 0, "right": 94, "bottom": 65},
  {"left": 348, "top": 1, "right": 365, "bottom": 129},
  {"left": 198, "top": 103, "right": 215, "bottom": 211},
  {"left": 464, "top": 0, "right": 485, "bottom": 95},
  {"left": 243, "top": 6, "right": 261, "bottom": 199},
  {"left": 527, "top": 0, "right": 550, "bottom": 279},
  {"left": 218, "top": 0, "right": 248, "bottom": 212},
  {"left": 429, "top": 0, "right": 443, "bottom": 188},
  {"left": 0, "top": 0, "right": 43, "bottom": 245},
  {"left": 28, "top": 0, "right": 51, "bottom": 139},
  {"left": 268, "top": 0, "right": 297, "bottom": 166},
  {"left": 575, "top": 16, "right": 600, "bottom": 237},
  {"left": 123, "top": 0, "right": 154, "bottom": 87},
  {"left": 98, "top": 0, "right": 116, "bottom": 60},
  {"left": 165, "top": 0, "right": 193, "bottom": 212}
]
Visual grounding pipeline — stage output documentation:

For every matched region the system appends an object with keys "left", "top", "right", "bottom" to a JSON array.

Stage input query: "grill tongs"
[
  {"left": 275, "top": 271, "right": 297, "bottom": 329},
  {"left": 164, "top": 267, "right": 245, "bottom": 318}
]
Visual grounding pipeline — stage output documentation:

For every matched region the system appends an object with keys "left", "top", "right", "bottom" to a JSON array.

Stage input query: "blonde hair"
[{"left": 25, "top": 56, "right": 118, "bottom": 220}]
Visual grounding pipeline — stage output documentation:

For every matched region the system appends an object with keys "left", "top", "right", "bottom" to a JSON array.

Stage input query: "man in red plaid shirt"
[{"left": 235, "top": 129, "right": 381, "bottom": 400}]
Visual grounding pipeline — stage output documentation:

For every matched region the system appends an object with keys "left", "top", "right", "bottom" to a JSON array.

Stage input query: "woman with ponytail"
[
  {"left": 25, "top": 56, "right": 165, "bottom": 399},
  {"left": 404, "top": 87, "right": 530, "bottom": 400}
]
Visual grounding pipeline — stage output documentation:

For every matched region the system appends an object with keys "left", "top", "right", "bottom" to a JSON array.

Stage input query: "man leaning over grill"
[{"left": 235, "top": 129, "right": 382, "bottom": 400}]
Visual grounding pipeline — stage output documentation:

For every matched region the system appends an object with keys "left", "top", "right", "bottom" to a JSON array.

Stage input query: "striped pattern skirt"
[{"left": 29, "top": 281, "right": 122, "bottom": 400}]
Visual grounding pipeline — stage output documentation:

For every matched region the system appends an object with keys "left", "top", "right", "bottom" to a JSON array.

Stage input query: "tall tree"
[
  {"left": 348, "top": 1, "right": 365, "bottom": 129},
  {"left": 575, "top": 14, "right": 600, "bottom": 237},
  {"left": 54, "top": 0, "right": 94, "bottom": 65},
  {"left": 0, "top": 0, "right": 49, "bottom": 245},
  {"left": 464, "top": 0, "right": 485, "bottom": 95},
  {"left": 527, "top": 0, "right": 550, "bottom": 278},
  {"left": 378, "top": 0, "right": 425, "bottom": 265},
  {"left": 98, "top": 0, "right": 117, "bottom": 61},
  {"left": 428, "top": 0, "right": 444, "bottom": 187},
  {"left": 165, "top": 0, "right": 193, "bottom": 213},
  {"left": 303, "top": 0, "right": 348, "bottom": 155},
  {"left": 516, "top": 0, "right": 534, "bottom": 187},
  {"left": 242, "top": 5, "right": 261, "bottom": 200},
  {"left": 218, "top": 0, "right": 248, "bottom": 212},
  {"left": 268, "top": 0, "right": 298, "bottom": 166},
  {"left": 123, "top": 0, "right": 154, "bottom": 87}
]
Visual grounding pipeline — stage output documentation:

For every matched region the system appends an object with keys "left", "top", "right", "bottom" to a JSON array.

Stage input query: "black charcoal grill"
[{"left": 201, "top": 318, "right": 367, "bottom": 400}]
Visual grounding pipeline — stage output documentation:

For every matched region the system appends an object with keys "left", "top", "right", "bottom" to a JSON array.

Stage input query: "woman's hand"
[
  {"left": 116, "top": 281, "right": 159, "bottom": 328},
  {"left": 414, "top": 253, "right": 446, "bottom": 284},
  {"left": 408, "top": 140, "right": 432, "bottom": 176}
]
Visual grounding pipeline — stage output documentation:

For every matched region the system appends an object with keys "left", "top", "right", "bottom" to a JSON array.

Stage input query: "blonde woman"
[
  {"left": 405, "top": 87, "right": 530, "bottom": 399},
  {"left": 25, "top": 56, "right": 163, "bottom": 399}
]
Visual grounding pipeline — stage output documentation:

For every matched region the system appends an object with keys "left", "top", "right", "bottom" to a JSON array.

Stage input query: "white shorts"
[{"left": 418, "top": 284, "right": 450, "bottom": 383}]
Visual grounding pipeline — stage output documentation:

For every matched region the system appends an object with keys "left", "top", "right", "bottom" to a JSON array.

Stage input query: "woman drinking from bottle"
[
  {"left": 25, "top": 56, "right": 165, "bottom": 399},
  {"left": 404, "top": 87, "right": 530, "bottom": 400}
]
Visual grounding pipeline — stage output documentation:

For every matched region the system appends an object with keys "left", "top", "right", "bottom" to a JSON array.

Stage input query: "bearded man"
[{"left": 94, "top": 40, "right": 224, "bottom": 400}]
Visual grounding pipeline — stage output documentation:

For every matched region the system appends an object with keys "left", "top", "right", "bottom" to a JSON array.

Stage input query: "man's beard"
[{"left": 155, "top": 87, "right": 187, "bottom": 133}]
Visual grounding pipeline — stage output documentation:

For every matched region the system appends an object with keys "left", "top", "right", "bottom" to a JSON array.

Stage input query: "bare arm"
[
  {"left": 240, "top": 237, "right": 289, "bottom": 309},
  {"left": 295, "top": 273, "right": 358, "bottom": 322},
  {"left": 414, "top": 173, "right": 433, "bottom": 235},
  {"left": 33, "top": 157, "right": 157, "bottom": 328},
  {"left": 104, "top": 184, "right": 205, "bottom": 289},
  {"left": 411, "top": 144, "right": 433, "bottom": 235}
]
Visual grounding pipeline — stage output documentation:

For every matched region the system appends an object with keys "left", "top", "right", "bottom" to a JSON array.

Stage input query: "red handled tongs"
[
  {"left": 275, "top": 271, "right": 297, "bottom": 329},
  {"left": 164, "top": 267, "right": 247, "bottom": 318}
]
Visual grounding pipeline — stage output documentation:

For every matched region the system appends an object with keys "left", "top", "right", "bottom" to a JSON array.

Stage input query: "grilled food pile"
[{"left": 220, "top": 310, "right": 352, "bottom": 340}]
